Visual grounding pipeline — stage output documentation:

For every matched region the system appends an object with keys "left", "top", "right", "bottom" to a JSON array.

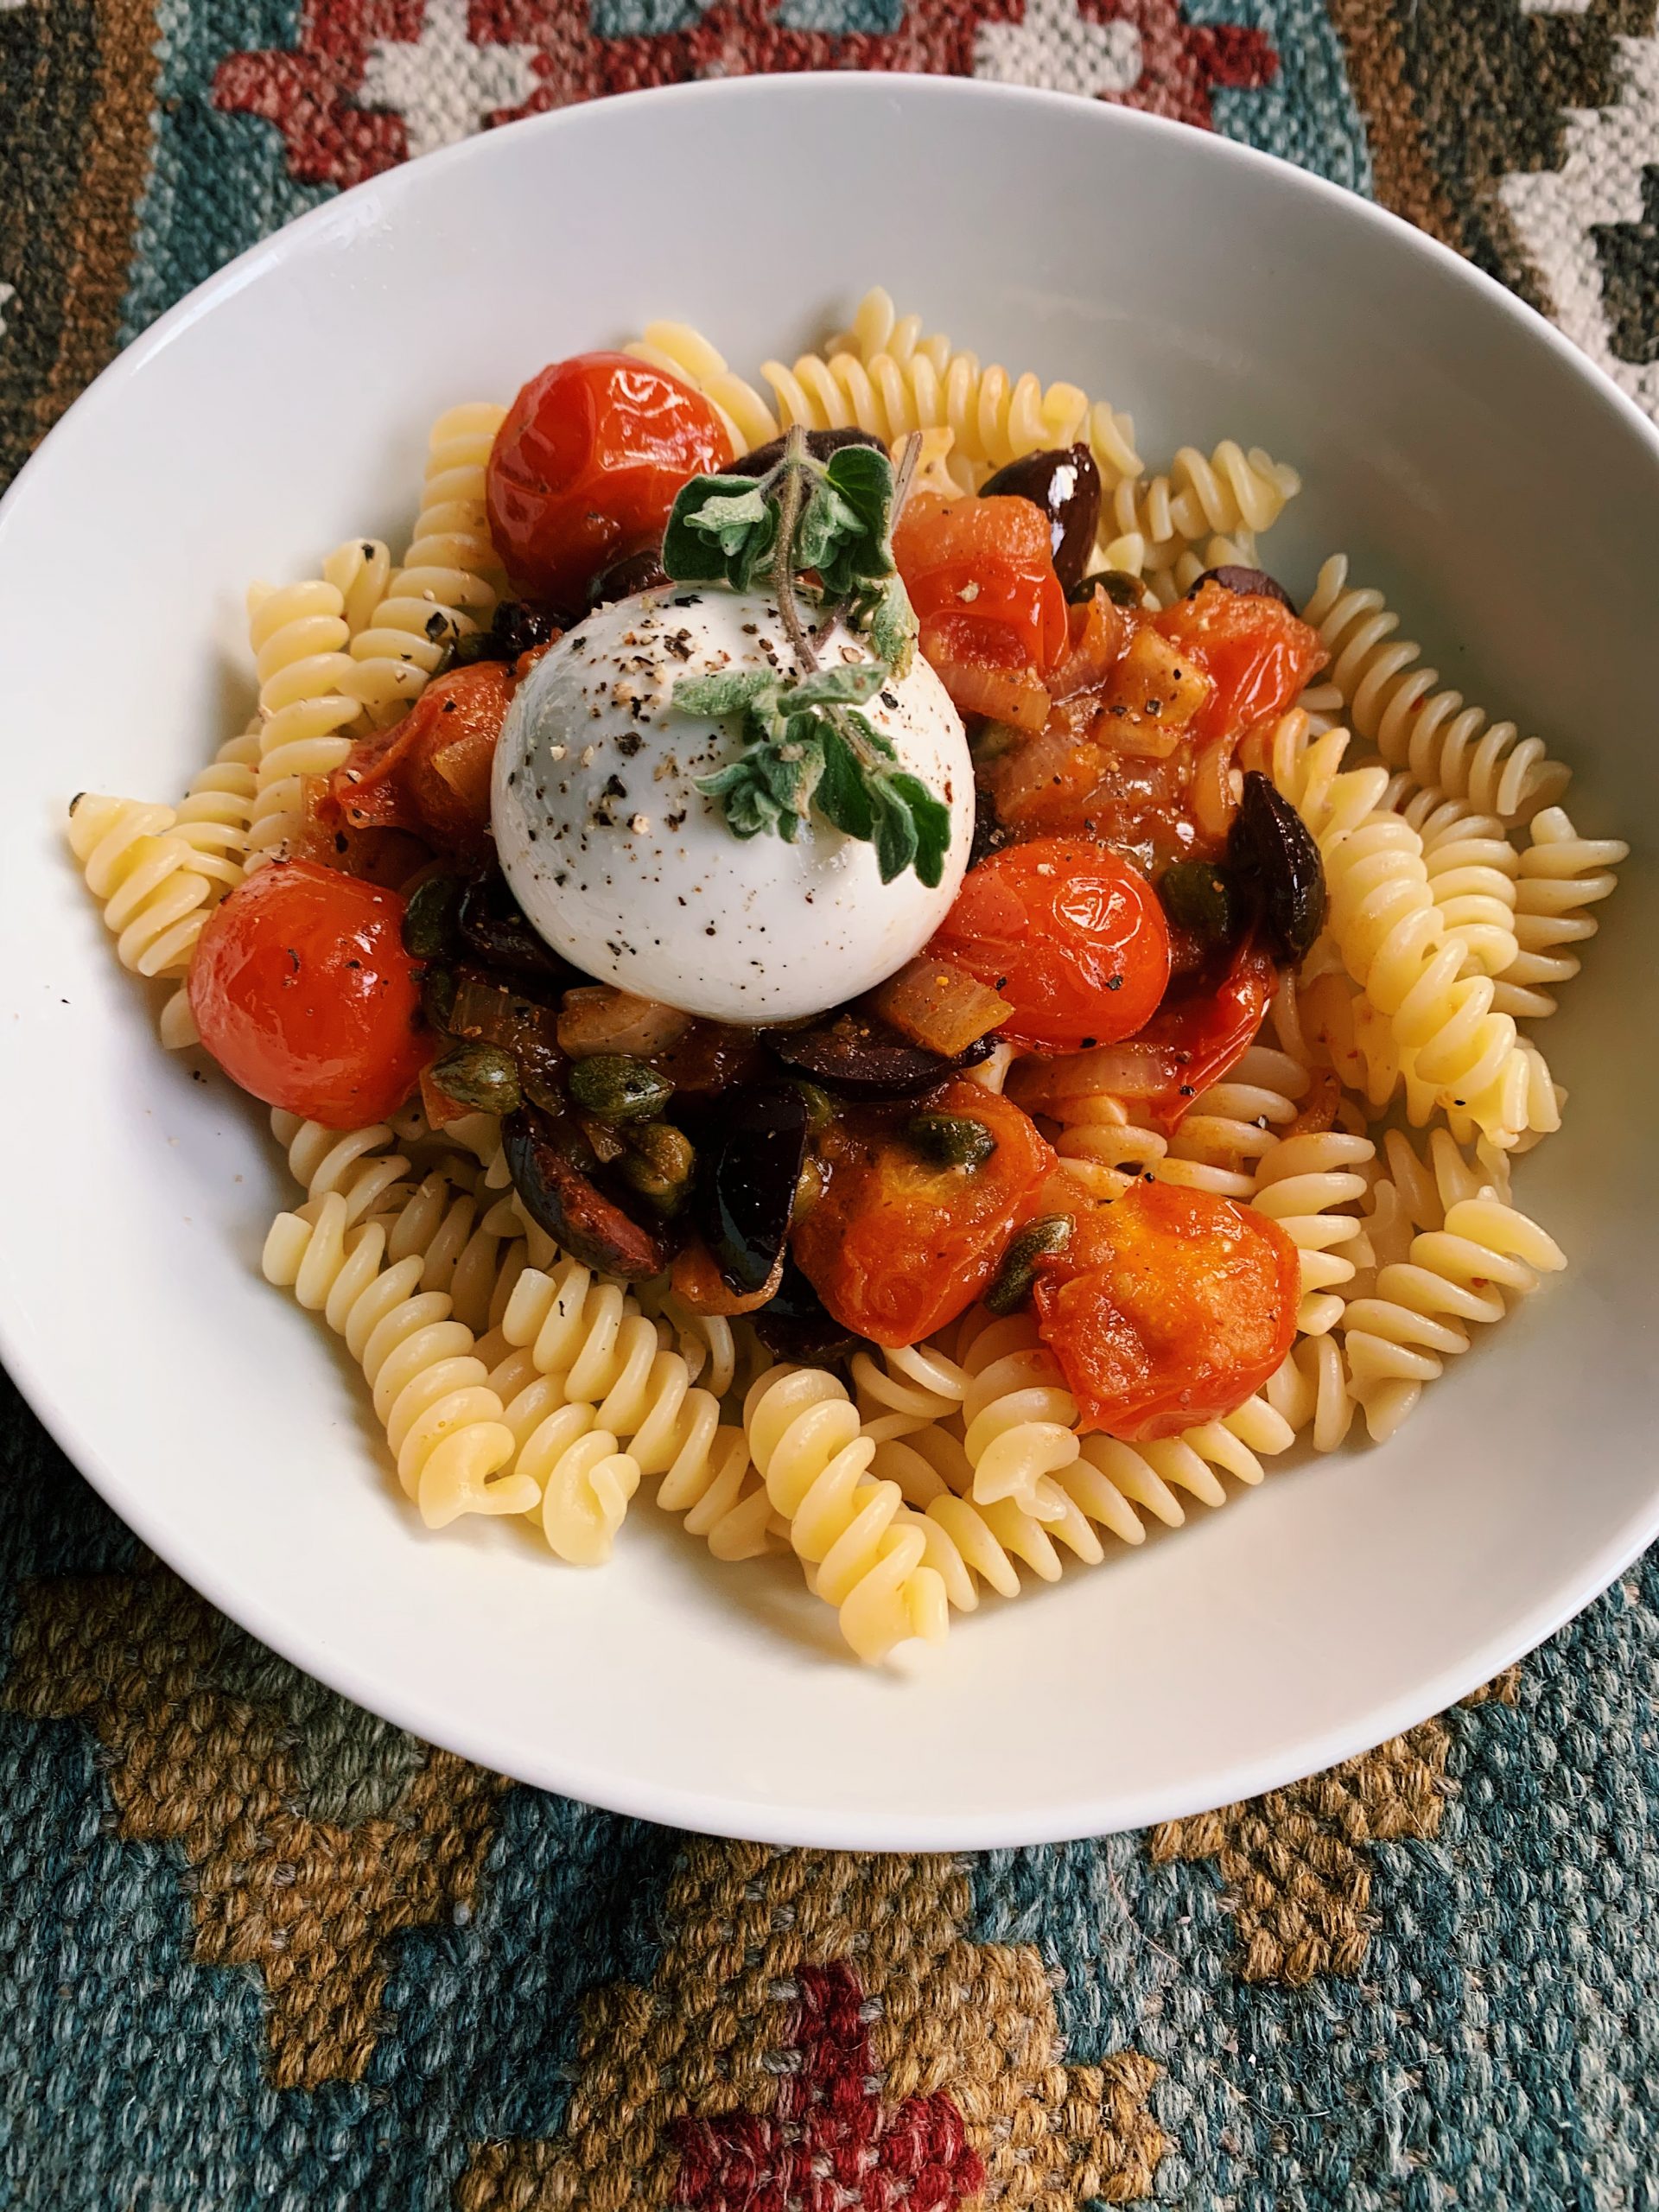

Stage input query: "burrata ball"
[{"left": 491, "top": 585, "right": 975, "bottom": 1022}]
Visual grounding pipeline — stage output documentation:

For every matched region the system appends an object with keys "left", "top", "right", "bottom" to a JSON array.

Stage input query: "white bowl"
[{"left": 3, "top": 75, "right": 1656, "bottom": 1849}]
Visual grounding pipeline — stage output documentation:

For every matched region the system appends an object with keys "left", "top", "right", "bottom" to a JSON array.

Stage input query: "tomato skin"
[
  {"left": 1033, "top": 1179, "right": 1300, "bottom": 1440},
  {"left": 325, "top": 661, "right": 514, "bottom": 861},
  {"left": 1154, "top": 583, "right": 1327, "bottom": 745},
  {"left": 895, "top": 493, "right": 1068, "bottom": 728},
  {"left": 929, "top": 837, "right": 1170, "bottom": 1054},
  {"left": 1135, "top": 933, "right": 1276, "bottom": 1130},
  {"left": 792, "top": 1084, "right": 1054, "bottom": 1349},
  {"left": 188, "top": 861, "right": 433, "bottom": 1128},
  {"left": 486, "top": 353, "right": 732, "bottom": 611}
]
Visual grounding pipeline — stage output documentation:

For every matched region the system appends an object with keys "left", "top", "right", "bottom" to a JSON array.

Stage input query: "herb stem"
[
  {"left": 771, "top": 424, "right": 820, "bottom": 674},
  {"left": 889, "top": 430, "right": 924, "bottom": 534}
]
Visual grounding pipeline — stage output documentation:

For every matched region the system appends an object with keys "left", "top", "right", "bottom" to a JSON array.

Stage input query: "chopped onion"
[
  {"left": 872, "top": 957, "right": 1010, "bottom": 1058},
  {"left": 557, "top": 985, "right": 693, "bottom": 1060}
]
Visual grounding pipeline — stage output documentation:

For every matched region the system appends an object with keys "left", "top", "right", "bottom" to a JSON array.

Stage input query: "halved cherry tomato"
[
  {"left": 928, "top": 837, "right": 1170, "bottom": 1054},
  {"left": 487, "top": 352, "right": 732, "bottom": 611},
  {"left": 791, "top": 1084, "right": 1054, "bottom": 1348},
  {"left": 1132, "top": 932, "right": 1276, "bottom": 1129},
  {"left": 1033, "top": 1178, "right": 1300, "bottom": 1440},
  {"left": 895, "top": 493, "right": 1068, "bottom": 730},
  {"left": 324, "top": 661, "right": 514, "bottom": 862},
  {"left": 1154, "top": 582, "right": 1327, "bottom": 746},
  {"left": 188, "top": 860, "right": 433, "bottom": 1127}
]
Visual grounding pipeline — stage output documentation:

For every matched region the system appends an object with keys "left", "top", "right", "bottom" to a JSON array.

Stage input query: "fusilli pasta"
[{"left": 1491, "top": 805, "right": 1627, "bottom": 1020}]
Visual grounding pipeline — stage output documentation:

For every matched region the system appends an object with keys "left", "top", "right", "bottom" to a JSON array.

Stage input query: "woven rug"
[{"left": 5, "top": 10, "right": 1659, "bottom": 2206}]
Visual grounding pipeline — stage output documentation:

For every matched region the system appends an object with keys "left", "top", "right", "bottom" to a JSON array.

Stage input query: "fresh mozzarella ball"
[{"left": 491, "top": 586, "right": 974, "bottom": 1023}]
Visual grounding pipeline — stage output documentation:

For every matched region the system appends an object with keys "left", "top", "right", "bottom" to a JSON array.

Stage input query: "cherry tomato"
[
  {"left": 895, "top": 493, "right": 1068, "bottom": 729},
  {"left": 486, "top": 352, "right": 732, "bottom": 611},
  {"left": 1033, "top": 1178, "right": 1300, "bottom": 1440},
  {"left": 188, "top": 861, "right": 433, "bottom": 1128},
  {"left": 928, "top": 837, "right": 1170, "bottom": 1054},
  {"left": 791, "top": 1084, "right": 1054, "bottom": 1348},
  {"left": 325, "top": 661, "right": 514, "bottom": 862},
  {"left": 1133, "top": 933, "right": 1276, "bottom": 1130},
  {"left": 1155, "top": 582, "right": 1327, "bottom": 746}
]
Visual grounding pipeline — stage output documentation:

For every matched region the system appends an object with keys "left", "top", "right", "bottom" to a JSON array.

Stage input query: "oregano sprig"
[{"left": 662, "top": 426, "right": 951, "bottom": 887}]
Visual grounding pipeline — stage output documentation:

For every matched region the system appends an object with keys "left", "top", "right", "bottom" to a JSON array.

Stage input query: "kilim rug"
[{"left": 4, "top": 10, "right": 1658, "bottom": 2206}]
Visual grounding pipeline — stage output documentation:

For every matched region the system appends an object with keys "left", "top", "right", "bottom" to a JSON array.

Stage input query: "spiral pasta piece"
[
  {"left": 850, "top": 1341, "right": 970, "bottom": 1442},
  {"left": 868, "top": 1424, "right": 1104, "bottom": 1609},
  {"left": 1301, "top": 556, "right": 1572, "bottom": 822},
  {"left": 1400, "top": 789, "right": 1520, "bottom": 977},
  {"left": 498, "top": 1258, "right": 772, "bottom": 1563},
  {"left": 1341, "top": 1188, "right": 1565, "bottom": 1441},
  {"left": 625, "top": 322, "right": 779, "bottom": 454},
  {"left": 344, "top": 404, "right": 506, "bottom": 728},
  {"left": 241, "top": 557, "right": 364, "bottom": 865},
  {"left": 263, "top": 1192, "right": 530, "bottom": 1528},
  {"left": 1491, "top": 805, "right": 1627, "bottom": 1020},
  {"left": 745, "top": 1367, "right": 948, "bottom": 1662},
  {"left": 953, "top": 1311, "right": 1079, "bottom": 1518},
  {"left": 1159, "top": 1046, "right": 1313, "bottom": 1200},
  {"left": 1262, "top": 1336, "right": 1356, "bottom": 1452},
  {"left": 1249, "top": 1128, "right": 1375, "bottom": 1336},
  {"left": 67, "top": 794, "right": 215, "bottom": 979},
  {"left": 1103, "top": 442, "right": 1299, "bottom": 578}
]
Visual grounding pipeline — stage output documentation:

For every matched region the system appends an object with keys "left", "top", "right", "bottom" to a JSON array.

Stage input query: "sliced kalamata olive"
[
  {"left": 766, "top": 1013, "right": 994, "bottom": 1100},
  {"left": 589, "top": 545, "right": 671, "bottom": 607},
  {"left": 502, "top": 1103, "right": 671, "bottom": 1281},
  {"left": 969, "top": 785, "right": 1013, "bottom": 871},
  {"left": 726, "top": 426, "right": 886, "bottom": 479},
  {"left": 454, "top": 599, "right": 561, "bottom": 664},
  {"left": 1228, "top": 770, "right": 1325, "bottom": 964},
  {"left": 979, "top": 445, "right": 1101, "bottom": 595},
  {"left": 457, "top": 869, "right": 570, "bottom": 982},
  {"left": 697, "top": 1083, "right": 809, "bottom": 1296},
  {"left": 752, "top": 1257, "right": 863, "bottom": 1366},
  {"left": 1066, "top": 568, "right": 1143, "bottom": 609},
  {"left": 1189, "top": 565, "right": 1297, "bottom": 613}
]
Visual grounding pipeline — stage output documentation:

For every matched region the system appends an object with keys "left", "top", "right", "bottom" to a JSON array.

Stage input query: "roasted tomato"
[
  {"left": 325, "top": 661, "right": 514, "bottom": 862},
  {"left": 1132, "top": 933, "right": 1276, "bottom": 1128},
  {"left": 791, "top": 1084, "right": 1054, "bottom": 1348},
  {"left": 486, "top": 352, "right": 732, "bottom": 611},
  {"left": 928, "top": 837, "right": 1170, "bottom": 1054},
  {"left": 1033, "top": 1178, "right": 1300, "bottom": 1440},
  {"left": 188, "top": 860, "right": 432, "bottom": 1127},
  {"left": 894, "top": 492, "right": 1068, "bottom": 732},
  {"left": 1154, "top": 582, "right": 1327, "bottom": 746}
]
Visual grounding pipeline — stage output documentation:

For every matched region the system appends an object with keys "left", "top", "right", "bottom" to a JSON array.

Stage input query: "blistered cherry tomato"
[
  {"left": 928, "top": 837, "right": 1170, "bottom": 1054},
  {"left": 324, "top": 661, "right": 513, "bottom": 862},
  {"left": 895, "top": 493, "right": 1068, "bottom": 731},
  {"left": 1033, "top": 1178, "right": 1300, "bottom": 1440},
  {"left": 791, "top": 1084, "right": 1054, "bottom": 1348},
  {"left": 188, "top": 861, "right": 432, "bottom": 1128},
  {"left": 1133, "top": 933, "right": 1276, "bottom": 1129},
  {"left": 1154, "top": 582, "right": 1327, "bottom": 746},
  {"left": 486, "top": 352, "right": 732, "bottom": 611}
]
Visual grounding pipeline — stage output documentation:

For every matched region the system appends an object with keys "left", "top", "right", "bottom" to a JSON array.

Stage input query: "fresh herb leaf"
[
  {"left": 788, "top": 661, "right": 886, "bottom": 710},
  {"left": 887, "top": 772, "right": 953, "bottom": 890},
  {"left": 865, "top": 572, "right": 918, "bottom": 680},
  {"left": 816, "top": 726, "right": 875, "bottom": 842},
  {"left": 870, "top": 783, "right": 919, "bottom": 885},
  {"left": 672, "top": 667, "right": 780, "bottom": 719},
  {"left": 823, "top": 445, "right": 896, "bottom": 564}
]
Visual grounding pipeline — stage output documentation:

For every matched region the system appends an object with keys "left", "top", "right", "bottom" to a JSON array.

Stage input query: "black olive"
[
  {"left": 502, "top": 1103, "right": 671, "bottom": 1281},
  {"left": 725, "top": 426, "right": 886, "bottom": 478},
  {"left": 589, "top": 545, "right": 671, "bottom": 607},
  {"left": 696, "top": 1083, "right": 809, "bottom": 1297},
  {"left": 1158, "top": 860, "right": 1238, "bottom": 947},
  {"left": 980, "top": 445, "right": 1101, "bottom": 594},
  {"left": 751, "top": 1257, "right": 863, "bottom": 1366},
  {"left": 1228, "top": 770, "right": 1326, "bottom": 964},
  {"left": 766, "top": 1014, "right": 994, "bottom": 1101},
  {"left": 1066, "top": 568, "right": 1144, "bottom": 609},
  {"left": 453, "top": 599, "right": 561, "bottom": 664},
  {"left": 456, "top": 868, "right": 569, "bottom": 982},
  {"left": 969, "top": 786, "right": 1012, "bottom": 872},
  {"left": 1188, "top": 565, "right": 1297, "bottom": 613}
]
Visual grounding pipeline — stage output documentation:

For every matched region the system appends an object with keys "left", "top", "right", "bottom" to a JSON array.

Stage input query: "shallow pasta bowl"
[{"left": 2, "top": 74, "right": 1656, "bottom": 1849}]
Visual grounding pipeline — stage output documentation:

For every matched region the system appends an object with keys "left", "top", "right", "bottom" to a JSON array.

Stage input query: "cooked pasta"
[
  {"left": 263, "top": 1192, "right": 531, "bottom": 1527},
  {"left": 951, "top": 1309, "right": 1080, "bottom": 1517},
  {"left": 1102, "top": 441, "right": 1300, "bottom": 578},
  {"left": 1491, "top": 805, "right": 1628, "bottom": 1020},
  {"left": 242, "top": 560, "right": 362, "bottom": 867},
  {"left": 625, "top": 322, "right": 779, "bottom": 454},
  {"left": 850, "top": 1340, "right": 970, "bottom": 1442},
  {"left": 1301, "top": 555, "right": 1572, "bottom": 822},
  {"left": 343, "top": 404, "right": 506, "bottom": 728},
  {"left": 67, "top": 794, "right": 218, "bottom": 980},
  {"left": 1249, "top": 1129, "right": 1375, "bottom": 1337}
]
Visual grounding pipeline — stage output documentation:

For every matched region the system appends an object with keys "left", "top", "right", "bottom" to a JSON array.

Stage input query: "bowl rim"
[{"left": 6, "top": 71, "right": 1659, "bottom": 1847}]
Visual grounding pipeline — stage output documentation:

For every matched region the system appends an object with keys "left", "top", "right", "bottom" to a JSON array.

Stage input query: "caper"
[
  {"left": 985, "top": 1215, "right": 1074, "bottom": 1317},
  {"left": 906, "top": 1112, "right": 998, "bottom": 1171},
  {"left": 1159, "top": 860, "right": 1237, "bottom": 945},
  {"left": 788, "top": 1078, "right": 836, "bottom": 1136},
  {"left": 430, "top": 1041, "right": 521, "bottom": 1116},
  {"left": 421, "top": 963, "right": 457, "bottom": 1033},
  {"left": 567, "top": 1053, "right": 675, "bottom": 1123},
  {"left": 615, "top": 1122, "right": 696, "bottom": 1216},
  {"left": 1066, "top": 568, "right": 1144, "bottom": 608},
  {"left": 403, "top": 873, "right": 466, "bottom": 962}
]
